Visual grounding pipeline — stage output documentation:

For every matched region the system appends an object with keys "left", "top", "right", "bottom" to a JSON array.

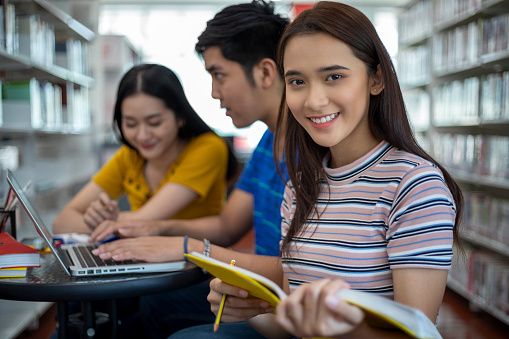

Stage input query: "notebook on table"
[{"left": 6, "top": 170, "right": 186, "bottom": 277}]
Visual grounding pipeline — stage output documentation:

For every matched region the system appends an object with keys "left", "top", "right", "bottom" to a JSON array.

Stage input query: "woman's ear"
[
  {"left": 253, "top": 58, "right": 278, "bottom": 89},
  {"left": 370, "top": 64, "right": 384, "bottom": 95}
]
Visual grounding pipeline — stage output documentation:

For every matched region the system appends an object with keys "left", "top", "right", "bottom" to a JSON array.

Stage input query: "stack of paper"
[
  {"left": 0, "top": 232, "right": 40, "bottom": 278},
  {"left": 0, "top": 266, "right": 28, "bottom": 278}
]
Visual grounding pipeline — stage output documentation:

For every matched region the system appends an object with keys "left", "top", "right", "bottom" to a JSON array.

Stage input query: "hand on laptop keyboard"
[{"left": 92, "top": 236, "right": 186, "bottom": 263}]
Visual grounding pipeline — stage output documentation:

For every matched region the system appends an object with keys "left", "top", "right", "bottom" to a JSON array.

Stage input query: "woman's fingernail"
[
  {"left": 239, "top": 290, "right": 248, "bottom": 297},
  {"left": 325, "top": 295, "right": 339, "bottom": 308}
]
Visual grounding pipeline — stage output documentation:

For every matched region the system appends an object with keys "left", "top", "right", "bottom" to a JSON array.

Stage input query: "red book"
[{"left": 0, "top": 232, "right": 40, "bottom": 268}]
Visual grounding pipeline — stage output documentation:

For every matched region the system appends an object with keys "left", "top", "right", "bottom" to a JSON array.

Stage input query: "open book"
[{"left": 185, "top": 252, "right": 442, "bottom": 339}]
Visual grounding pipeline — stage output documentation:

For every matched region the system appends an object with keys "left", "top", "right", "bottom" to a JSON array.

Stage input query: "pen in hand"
[{"left": 214, "top": 259, "right": 236, "bottom": 332}]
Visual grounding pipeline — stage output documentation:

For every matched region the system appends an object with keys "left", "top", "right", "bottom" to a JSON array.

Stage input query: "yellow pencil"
[{"left": 214, "top": 259, "right": 236, "bottom": 332}]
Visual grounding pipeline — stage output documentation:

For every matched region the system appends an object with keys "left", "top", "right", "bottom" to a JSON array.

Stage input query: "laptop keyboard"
[{"left": 71, "top": 245, "right": 135, "bottom": 268}]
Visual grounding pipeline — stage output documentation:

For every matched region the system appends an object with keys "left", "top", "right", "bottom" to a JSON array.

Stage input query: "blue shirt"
[{"left": 236, "top": 130, "right": 288, "bottom": 256}]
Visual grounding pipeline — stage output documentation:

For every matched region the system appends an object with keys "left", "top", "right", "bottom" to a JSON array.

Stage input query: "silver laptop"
[{"left": 6, "top": 170, "right": 186, "bottom": 277}]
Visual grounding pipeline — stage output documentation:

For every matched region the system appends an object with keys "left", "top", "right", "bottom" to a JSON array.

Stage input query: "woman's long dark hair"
[
  {"left": 274, "top": 2, "right": 462, "bottom": 256},
  {"left": 113, "top": 64, "right": 238, "bottom": 180}
]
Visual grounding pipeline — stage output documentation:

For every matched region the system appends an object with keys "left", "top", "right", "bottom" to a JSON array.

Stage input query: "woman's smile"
[{"left": 307, "top": 112, "right": 340, "bottom": 128}]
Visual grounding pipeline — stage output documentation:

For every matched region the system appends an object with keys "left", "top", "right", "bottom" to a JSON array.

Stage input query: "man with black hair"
[{"left": 89, "top": 1, "right": 289, "bottom": 338}]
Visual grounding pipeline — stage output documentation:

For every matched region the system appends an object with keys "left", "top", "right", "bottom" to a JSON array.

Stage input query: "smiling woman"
[
  {"left": 283, "top": 32, "right": 382, "bottom": 167},
  {"left": 263, "top": 1, "right": 464, "bottom": 338},
  {"left": 53, "top": 64, "right": 238, "bottom": 234}
]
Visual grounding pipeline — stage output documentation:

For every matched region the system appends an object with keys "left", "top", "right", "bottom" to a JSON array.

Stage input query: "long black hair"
[
  {"left": 274, "top": 2, "right": 463, "bottom": 255},
  {"left": 113, "top": 63, "right": 238, "bottom": 180}
]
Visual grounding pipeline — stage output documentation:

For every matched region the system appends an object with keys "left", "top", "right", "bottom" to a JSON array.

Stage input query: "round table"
[{"left": 0, "top": 255, "right": 207, "bottom": 338}]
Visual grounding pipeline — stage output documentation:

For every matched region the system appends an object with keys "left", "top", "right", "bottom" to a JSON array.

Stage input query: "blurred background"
[{"left": 0, "top": 1, "right": 508, "bottom": 338}]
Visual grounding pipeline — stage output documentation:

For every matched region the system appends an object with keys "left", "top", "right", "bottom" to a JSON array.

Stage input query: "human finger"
[
  {"left": 310, "top": 280, "right": 363, "bottom": 337},
  {"left": 209, "top": 278, "right": 249, "bottom": 298},
  {"left": 305, "top": 279, "right": 333, "bottom": 335},
  {"left": 208, "top": 279, "right": 270, "bottom": 320},
  {"left": 84, "top": 208, "right": 104, "bottom": 229},
  {"left": 278, "top": 282, "right": 308, "bottom": 336},
  {"left": 324, "top": 290, "right": 364, "bottom": 326},
  {"left": 90, "top": 221, "right": 119, "bottom": 242},
  {"left": 91, "top": 239, "right": 128, "bottom": 258},
  {"left": 89, "top": 199, "right": 114, "bottom": 220}
]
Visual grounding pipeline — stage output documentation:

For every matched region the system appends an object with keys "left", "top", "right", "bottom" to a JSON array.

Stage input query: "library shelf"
[
  {"left": 450, "top": 170, "right": 509, "bottom": 191},
  {"left": 0, "top": 48, "right": 93, "bottom": 87},
  {"left": 460, "top": 229, "right": 509, "bottom": 257},
  {"left": 481, "top": 50, "right": 509, "bottom": 67},
  {"left": 401, "top": 79, "right": 431, "bottom": 91},
  {"left": 446, "top": 277, "right": 471, "bottom": 300},
  {"left": 434, "top": 7, "right": 480, "bottom": 33},
  {"left": 399, "top": 34, "right": 430, "bottom": 49},
  {"left": 447, "top": 277, "right": 509, "bottom": 326},
  {"left": 12, "top": 0, "right": 95, "bottom": 41},
  {"left": 482, "top": 0, "right": 509, "bottom": 16},
  {"left": 433, "top": 120, "right": 509, "bottom": 136},
  {"left": 432, "top": 119, "right": 481, "bottom": 128},
  {"left": 434, "top": 0, "right": 509, "bottom": 33},
  {"left": 0, "top": 0, "right": 95, "bottom": 136},
  {"left": 0, "top": 126, "right": 91, "bottom": 136},
  {"left": 434, "top": 62, "right": 482, "bottom": 81},
  {"left": 401, "top": 0, "right": 509, "bottom": 329},
  {"left": 0, "top": 1, "right": 97, "bottom": 337},
  {"left": 470, "top": 295, "right": 509, "bottom": 326}
]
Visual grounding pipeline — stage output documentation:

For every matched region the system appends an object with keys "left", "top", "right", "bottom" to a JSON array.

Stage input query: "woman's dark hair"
[
  {"left": 195, "top": 0, "right": 288, "bottom": 85},
  {"left": 274, "top": 1, "right": 463, "bottom": 256},
  {"left": 113, "top": 63, "right": 238, "bottom": 180}
]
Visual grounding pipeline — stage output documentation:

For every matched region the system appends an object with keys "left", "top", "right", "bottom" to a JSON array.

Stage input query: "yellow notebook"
[
  {"left": 185, "top": 252, "right": 442, "bottom": 339},
  {"left": 185, "top": 251, "right": 283, "bottom": 307}
]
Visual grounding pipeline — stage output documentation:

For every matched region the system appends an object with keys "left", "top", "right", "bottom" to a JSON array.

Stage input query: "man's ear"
[
  {"left": 370, "top": 64, "right": 384, "bottom": 95},
  {"left": 253, "top": 58, "right": 278, "bottom": 89}
]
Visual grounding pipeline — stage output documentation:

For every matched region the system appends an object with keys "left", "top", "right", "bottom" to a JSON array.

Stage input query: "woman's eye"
[
  {"left": 148, "top": 121, "right": 162, "bottom": 127},
  {"left": 125, "top": 123, "right": 137, "bottom": 128},
  {"left": 326, "top": 73, "right": 342, "bottom": 81},
  {"left": 213, "top": 72, "right": 224, "bottom": 80},
  {"left": 288, "top": 79, "right": 304, "bottom": 86}
]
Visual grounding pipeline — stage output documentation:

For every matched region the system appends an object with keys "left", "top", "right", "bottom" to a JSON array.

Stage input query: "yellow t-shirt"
[{"left": 92, "top": 132, "right": 228, "bottom": 219}]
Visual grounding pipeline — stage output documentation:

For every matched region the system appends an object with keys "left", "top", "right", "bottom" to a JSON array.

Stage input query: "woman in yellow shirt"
[{"left": 53, "top": 64, "right": 236, "bottom": 234}]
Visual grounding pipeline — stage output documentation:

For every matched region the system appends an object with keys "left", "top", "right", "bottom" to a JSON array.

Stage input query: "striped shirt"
[{"left": 281, "top": 141, "right": 455, "bottom": 297}]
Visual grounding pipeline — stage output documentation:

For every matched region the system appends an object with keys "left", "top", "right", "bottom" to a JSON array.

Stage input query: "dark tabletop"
[{"left": 0, "top": 254, "right": 208, "bottom": 302}]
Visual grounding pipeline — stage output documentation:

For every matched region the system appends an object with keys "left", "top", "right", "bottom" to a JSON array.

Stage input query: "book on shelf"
[
  {"left": 17, "top": 14, "right": 55, "bottom": 66},
  {"left": 55, "top": 40, "right": 87, "bottom": 74},
  {"left": 185, "top": 252, "right": 442, "bottom": 339},
  {"left": 0, "top": 266, "right": 27, "bottom": 278},
  {"left": 0, "top": 232, "right": 40, "bottom": 268}
]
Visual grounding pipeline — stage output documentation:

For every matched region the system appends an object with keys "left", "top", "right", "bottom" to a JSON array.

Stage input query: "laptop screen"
[{"left": 6, "top": 170, "right": 70, "bottom": 274}]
